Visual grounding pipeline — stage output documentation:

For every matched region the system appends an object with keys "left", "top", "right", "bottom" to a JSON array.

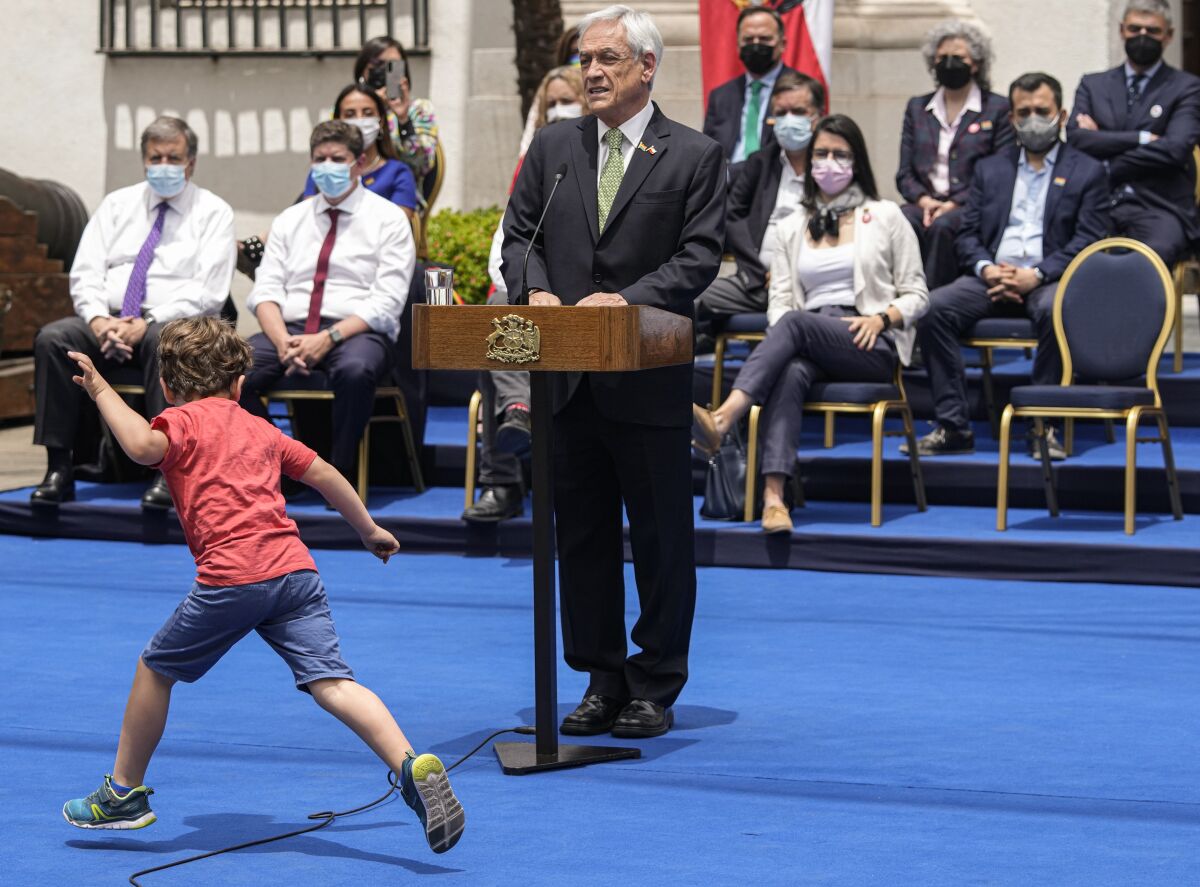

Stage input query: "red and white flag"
[{"left": 699, "top": 0, "right": 834, "bottom": 112}]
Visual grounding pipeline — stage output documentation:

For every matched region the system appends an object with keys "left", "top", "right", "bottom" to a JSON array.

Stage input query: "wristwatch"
[
  {"left": 876, "top": 310, "right": 893, "bottom": 332},
  {"left": 1033, "top": 266, "right": 1046, "bottom": 283},
  {"left": 327, "top": 326, "right": 345, "bottom": 346}
]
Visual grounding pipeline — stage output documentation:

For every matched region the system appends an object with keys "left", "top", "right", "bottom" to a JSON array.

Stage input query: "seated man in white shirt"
[
  {"left": 694, "top": 71, "right": 824, "bottom": 351},
  {"left": 240, "top": 120, "right": 415, "bottom": 481},
  {"left": 31, "top": 116, "right": 236, "bottom": 510}
]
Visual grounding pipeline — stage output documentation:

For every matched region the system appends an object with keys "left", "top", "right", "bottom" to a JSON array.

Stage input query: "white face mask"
[
  {"left": 346, "top": 116, "right": 381, "bottom": 147},
  {"left": 546, "top": 102, "right": 583, "bottom": 124}
]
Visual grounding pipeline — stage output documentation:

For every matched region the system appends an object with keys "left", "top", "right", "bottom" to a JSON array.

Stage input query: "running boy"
[{"left": 60, "top": 317, "right": 465, "bottom": 854}]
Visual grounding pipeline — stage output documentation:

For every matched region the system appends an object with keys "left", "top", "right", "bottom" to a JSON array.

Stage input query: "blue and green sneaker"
[
  {"left": 63, "top": 775, "right": 156, "bottom": 830},
  {"left": 399, "top": 753, "right": 465, "bottom": 854}
]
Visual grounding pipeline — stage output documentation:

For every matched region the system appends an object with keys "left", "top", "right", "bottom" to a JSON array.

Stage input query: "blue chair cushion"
[
  {"left": 265, "top": 369, "right": 332, "bottom": 392},
  {"left": 723, "top": 312, "right": 769, "bottom": 334},
  {"left": 808, "top": 382, "right": 899, "bottom": 404},
  {"left": 963, "top": 317, "right": 1036, "bottom": 341},
  {"left": 1008, "top": 385, "right": 1155, "bottom": 410}
]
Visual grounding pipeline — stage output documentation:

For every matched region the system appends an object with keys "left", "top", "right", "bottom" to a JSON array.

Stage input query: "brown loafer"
[
  {"left": 691, "top": 404, "right": 721, "bottom": 454},
  {"left": 761, "top": 504, "right": 793, "bottom": 535}
]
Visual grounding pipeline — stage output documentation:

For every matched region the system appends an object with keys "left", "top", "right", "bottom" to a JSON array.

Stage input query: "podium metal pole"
[{"left": 493, "top": 371, "right": 641, "bottom": 774}]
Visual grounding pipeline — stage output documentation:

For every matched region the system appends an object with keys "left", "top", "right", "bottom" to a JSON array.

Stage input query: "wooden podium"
[{"left": 412, "top": 304, "right": 693, "bottom": 774}]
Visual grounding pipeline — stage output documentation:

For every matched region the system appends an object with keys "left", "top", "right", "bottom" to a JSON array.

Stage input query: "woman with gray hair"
[{"left": 896, "top": 19, "right": 1014, "bottom": 289}]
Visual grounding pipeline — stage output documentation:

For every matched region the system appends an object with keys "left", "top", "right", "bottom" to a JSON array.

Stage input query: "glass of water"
[{"left": 425, "top": 267, "right": 454, "bottom": 306}]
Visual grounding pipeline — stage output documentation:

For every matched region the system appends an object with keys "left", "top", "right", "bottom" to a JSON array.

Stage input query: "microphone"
[{"left": 518, "top": 162, "right": 569, "bottom": 305}]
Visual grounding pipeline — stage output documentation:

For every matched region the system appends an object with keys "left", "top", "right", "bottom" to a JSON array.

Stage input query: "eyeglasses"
[
  {"left": 578, "top": 51, "right": 630, "bottom": 70},
  {"left": 811, "top": 149, "right": 854, "bottom": 163}
]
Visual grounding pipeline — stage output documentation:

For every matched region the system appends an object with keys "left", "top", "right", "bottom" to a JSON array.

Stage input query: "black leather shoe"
[
  {"left": 141, "top": 474, "right": 173, "bottom": 511},
  {"left": 560, "top": 694, "right": 627, "bottom": 736},
  {"left": 30, "top": 470, "right": 75, "bottom": 508},
  {"left": 494, "top": 406, "right": 532, "bottom": 457},
  {"left": 462, "top": 485, "right": 524, "bottom": 523},
  {"left": 611, "top": 699, "right": 674, "bottom": 738}
]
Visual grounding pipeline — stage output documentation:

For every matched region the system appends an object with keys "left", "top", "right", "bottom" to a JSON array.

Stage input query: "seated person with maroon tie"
[
  {"left": 240, "top": 120, "right": 415, "bottom": 482},
  {"left": 30, "top": 116, "right": 236, "bottom": 511}
]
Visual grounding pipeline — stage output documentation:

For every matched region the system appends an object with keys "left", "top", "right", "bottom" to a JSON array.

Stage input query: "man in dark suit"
[
  {"left": 702, "top": 5, "right": 797, "bottom": 164},
  {"left": 1067, "top": 0, "right": 1200, "bottom": 268},
  {"left": 896, "top": 21, "right": 1014, "bottom": 290},
  {"left": 911, "top": 73, "right": 1109, "bottom": 459},
  {"left": 696, "top": 70, "right": 825, "bottom": 346},
  {"left": 501, "top": 7, "right": 725, "bottom": 738}
]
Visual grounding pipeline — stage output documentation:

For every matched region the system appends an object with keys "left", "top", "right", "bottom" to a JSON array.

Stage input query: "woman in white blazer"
[{"left": 694, "top": 114, "right": 930, "bottom": 534}]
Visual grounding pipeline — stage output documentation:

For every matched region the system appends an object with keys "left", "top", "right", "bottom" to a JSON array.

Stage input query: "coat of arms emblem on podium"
[{"left": 485, "top": 314, "right": 541, "bottom": 364}]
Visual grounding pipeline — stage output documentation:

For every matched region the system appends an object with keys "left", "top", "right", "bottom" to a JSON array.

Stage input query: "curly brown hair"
[{"left": 158, "top": 317, "right": 252, "bottom": 400}]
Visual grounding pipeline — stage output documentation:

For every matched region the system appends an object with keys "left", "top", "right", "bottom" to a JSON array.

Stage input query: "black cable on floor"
[{"left": 128, "top": 726, "right": 534, "bottom": 886}]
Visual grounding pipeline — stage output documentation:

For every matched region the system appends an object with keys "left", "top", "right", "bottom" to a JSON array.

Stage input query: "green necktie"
[
  {"left": 744, "top": 80, "right": 764, "bottom": 156},
  {"left": 598, "top": 127, "right": 625, "bottom": 233}
]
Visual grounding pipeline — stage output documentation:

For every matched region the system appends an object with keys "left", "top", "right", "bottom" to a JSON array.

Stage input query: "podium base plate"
[{"left": 493, "top": 741, "right": 641, "bottom": 775}]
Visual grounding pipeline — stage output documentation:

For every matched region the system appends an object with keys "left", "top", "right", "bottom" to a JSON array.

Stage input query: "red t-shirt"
[{"left": 151, "top": 397, "right": 318, "bottom": 586}]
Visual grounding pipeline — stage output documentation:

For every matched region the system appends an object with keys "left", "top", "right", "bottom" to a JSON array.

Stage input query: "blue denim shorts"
[{"left": 141, "top": 569, "right": 354, "bottom": 692}]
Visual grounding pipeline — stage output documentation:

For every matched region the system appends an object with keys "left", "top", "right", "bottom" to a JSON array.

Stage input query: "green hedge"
[{"left": 424, "top": 206, "right": 504, "bottom": 304}]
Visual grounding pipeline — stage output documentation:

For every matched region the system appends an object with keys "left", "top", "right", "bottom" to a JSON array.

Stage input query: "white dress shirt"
[
  {"left": 758, "top": 149, "right": 806, "bottom": 269},
  {"left": 69, "top": 180, "right": 236, "bottom": 324},
  {"left": 925, "top": 83, "right": 982, "bottom": 198},
  {"left": 976, "top": 144, "right": 1060, "bottom": 277},
  {"left": 732, "top": 62, "right": 784, "bottom": 163},
  {"left": 248, "top": 184, "right": 415, "bottom": 341},
  {"left": 596, "top": 100, "right": 656, "bottom": 187}
]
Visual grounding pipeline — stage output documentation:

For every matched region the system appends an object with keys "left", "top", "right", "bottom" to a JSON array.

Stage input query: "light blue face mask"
[
  {"left": 773, "top": 113, "right": 814, "bottom": 153},
  {"left": 311, "top": 160, "right": 354, "bottom": 199},
  {"left": 145, "top": 163, "right": 187, "bottom": 198}
]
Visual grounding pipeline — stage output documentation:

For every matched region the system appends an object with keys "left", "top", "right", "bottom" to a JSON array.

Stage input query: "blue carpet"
[{"left": 2, "top": 536, "right": 1199, "bottom": 885}]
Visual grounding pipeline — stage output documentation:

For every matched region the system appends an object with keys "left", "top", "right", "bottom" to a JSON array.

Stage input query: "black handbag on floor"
[{"left": 700, "top": 421, "right": 748, "bottom": 521}]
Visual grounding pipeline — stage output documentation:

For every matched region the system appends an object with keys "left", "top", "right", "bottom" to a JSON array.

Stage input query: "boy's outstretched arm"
[
  {"left": 300, "top": 456, "right": 400, "bottom": 562},
  {"left": 68, "top": 351, "right": 168, "bottom": 466}
]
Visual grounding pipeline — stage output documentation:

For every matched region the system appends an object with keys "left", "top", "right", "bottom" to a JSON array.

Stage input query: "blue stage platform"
[{"left": 5, "top": 537, "right": 1200, "bottom": 886}]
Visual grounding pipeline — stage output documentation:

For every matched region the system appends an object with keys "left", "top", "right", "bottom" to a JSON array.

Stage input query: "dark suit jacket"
[
  {"left": 725, "top": 147, "right": 787, "bottom": 290},
  {"left": 896, "top": 90, "right": 1014, "bottom": 206},
  {"left": 703, "top": 65, "right": 797, "bottom": 160},
  {"left": 1067, "top": 63, "right": 1200, "bottom": 240},
  {"left": 955, "top": 144, "right": 1110, "bottom": 282},
  {"left": 501, "top": 104, "right": 726, "bottom": 428}
]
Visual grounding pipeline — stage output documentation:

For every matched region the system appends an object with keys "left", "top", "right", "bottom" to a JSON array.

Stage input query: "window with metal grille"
[{"left": 98, "top": 0, "right": 429, "bottom": 56}]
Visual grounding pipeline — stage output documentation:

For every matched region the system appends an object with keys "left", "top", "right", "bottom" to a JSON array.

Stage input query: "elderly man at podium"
[{"left": 501, "top": 5, "right": 725, "bottom": 739}]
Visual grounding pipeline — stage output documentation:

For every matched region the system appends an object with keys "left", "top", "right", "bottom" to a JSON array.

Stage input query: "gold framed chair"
[
  {"left": 463, "top": 389, "right": 484, "bottom": 510},
  {"left": 1168, "top": 145, "right": 1200, "bottom": 373},
  {"left": 262, "top": 382, "right": 426, "bottom": 505},
  {"left": 996, "top": 237, "right": 1184, "bottom": 535},
  {"left": 959, "top": 317, "right": 1038, "bottom": 439},
  {"left": 710, "top": 312, "right": 767, "bottom": 408},
  {"left": 744, "top": 364, "right": 927, "bottom": 527}
]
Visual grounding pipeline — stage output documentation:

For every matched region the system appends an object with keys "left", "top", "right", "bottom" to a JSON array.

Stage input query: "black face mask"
[
  {"left": 740, "top": 43, "right": 777, "bottom": 77},
  {"left": 365, "top": 63, "right": 387, "bottom": 90},
  {"left": 934, "top": 56, "right": 973, "bottom": 90},
  {"left": 1125, "top": 33, "right": 1164, "bottom": 67}
]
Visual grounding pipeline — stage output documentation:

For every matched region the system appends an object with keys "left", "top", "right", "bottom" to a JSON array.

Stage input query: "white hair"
[{"left": 578, "top": 5, "right": 664, "bottom": 89}]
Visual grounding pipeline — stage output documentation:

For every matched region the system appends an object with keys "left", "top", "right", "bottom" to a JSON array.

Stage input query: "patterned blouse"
[{"left": 387, "top": 97, "right": 439, "bottom": 184}]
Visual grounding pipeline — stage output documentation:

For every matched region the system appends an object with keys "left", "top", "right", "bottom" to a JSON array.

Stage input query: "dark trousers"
[
  {"left": 553, "top": 379, "right": 696, "bottom": 708},
  {"left": 34, "top": 316, "right": 168, "bottom": 451},
  {"left": 477, "top": 289, "right": 529, "bottom": 487},
  {"left": 1111, "top": 201, "right": 1189, "bottom": 268},
  {"left": 918, "top": 275, "right": 1059, "bottom": 435},
  {"left": 240, "top": 321, "right": 393, "bottom": 470},
  {"left": 733, "top": 306, "right": 898, "bottom": 477},
  {"left": 901, "top": 203, "right": 964, "bottom": 290},
  {"left": 694, "top": 271, "right": 768, "bottom": 338}
]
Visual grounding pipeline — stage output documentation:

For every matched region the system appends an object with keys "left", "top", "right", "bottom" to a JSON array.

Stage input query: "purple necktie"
[{"left": 121, "top": 202, "right": 169, "bottom": 318}]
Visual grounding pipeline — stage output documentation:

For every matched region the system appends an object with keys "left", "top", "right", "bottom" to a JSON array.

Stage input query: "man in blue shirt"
[
  {"left": 911, "top": 73, "right": 1109, "bottom": 458},
  {"left": 1068, "top": 0, "right": 1200, "bottom": 268}
]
